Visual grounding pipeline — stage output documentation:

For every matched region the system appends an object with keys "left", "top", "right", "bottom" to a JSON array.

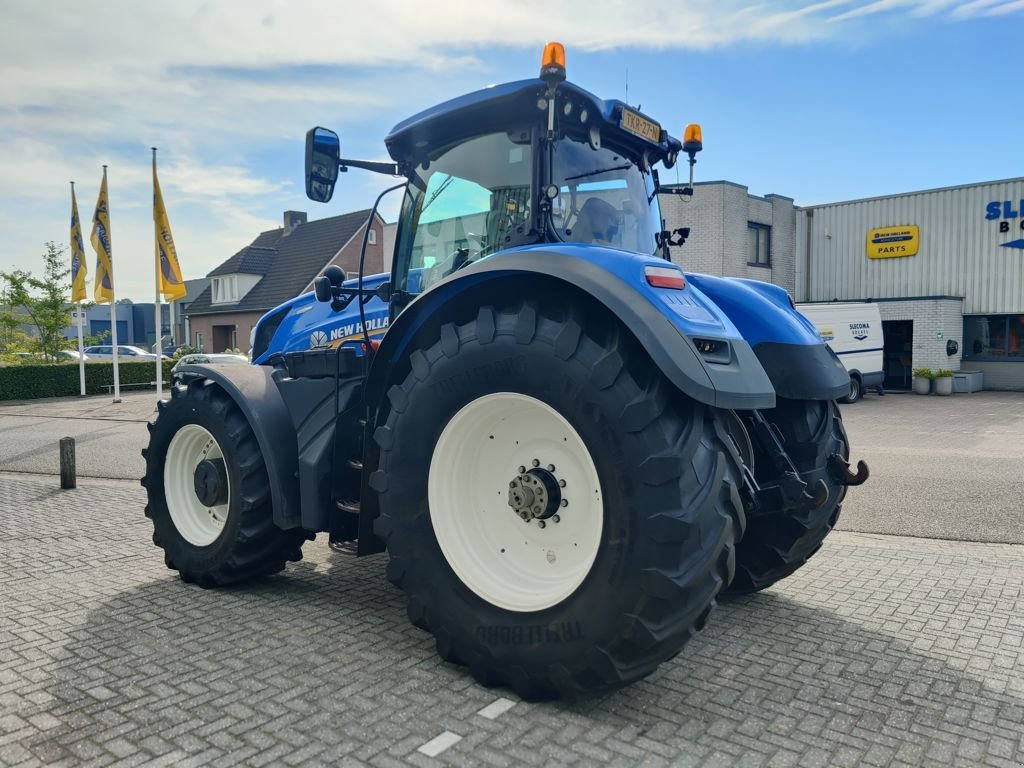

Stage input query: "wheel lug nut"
[
  {"left": 520, "top": 511, "right": 529, "bottom": 520},
  {"left": 538, "top": 520, "right": 546, "bottom": 529},
  {"left": 518, "top": 465, "right": 526, "bottom": 474},
  {"left": 532, "top": 459, "right": 540, "bottom": 467},
  {"left": 553, "top": 515, "right": 560, "bottom": 523},
  {"left": 560, "top": 499, "right": 568, "bottom": 507},
  {"left": 547, "top": 464, "right": 555, "bottom": 472},
  {"left": 559, "top": 479, "right": 566, "bottom": 487},
  {"left": 509, "top": 481, "right": 515, "bottom": 488}
]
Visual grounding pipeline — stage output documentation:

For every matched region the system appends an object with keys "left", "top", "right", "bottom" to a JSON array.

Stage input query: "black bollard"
[{"left": 60, "top": 436, "right": 76, "bottom": 490}]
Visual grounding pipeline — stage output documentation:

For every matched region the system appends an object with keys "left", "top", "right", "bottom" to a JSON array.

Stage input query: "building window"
[
  {"left": 211, "top": 276, "right": 238, "bottom": 304},
  {"left": 964, "top": 315, "right": 1024, "bottom": 359},
  {"left": 347, "top": 271, "right": 358, "bottom": 281},
  {"left": 195, "top": 331, "right": 204, "bottom": 351},
  {"left": 367, "top": 228, "right": 377, "bottom": 245},
  {"left": 747, "top": 222, "right": 771, "bottom": 267}
]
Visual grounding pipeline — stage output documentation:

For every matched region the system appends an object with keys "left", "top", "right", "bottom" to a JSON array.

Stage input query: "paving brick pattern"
[{"left": 2, "top": 473, "right": 1023, "bottom": 767}]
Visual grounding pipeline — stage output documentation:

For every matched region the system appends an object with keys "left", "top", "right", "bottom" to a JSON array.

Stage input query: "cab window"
[{"left": 395, "top": 131, "right": 533, "bottom": 296}]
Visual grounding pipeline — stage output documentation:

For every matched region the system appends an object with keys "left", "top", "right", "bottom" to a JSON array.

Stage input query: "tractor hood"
[{"left": 250, "top": 273, "right": 391, "bottom": 365}]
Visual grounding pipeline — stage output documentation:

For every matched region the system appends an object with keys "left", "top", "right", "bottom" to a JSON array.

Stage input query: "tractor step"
[
  {"left": 328, "top": 539, "right": 359, "bottom": 556},
  {"left": 336, "top": 498, "right": 360, "bottom": 514}
]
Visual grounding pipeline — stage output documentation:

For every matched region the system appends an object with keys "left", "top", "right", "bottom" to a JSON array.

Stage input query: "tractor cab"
[{"left": 306, "top": 43, "right": 698, "bottom": 314}]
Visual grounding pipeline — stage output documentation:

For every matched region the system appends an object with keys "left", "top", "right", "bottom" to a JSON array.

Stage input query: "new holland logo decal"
[{"left": 310, "top": 330, "right": 328, "bottom": 348}]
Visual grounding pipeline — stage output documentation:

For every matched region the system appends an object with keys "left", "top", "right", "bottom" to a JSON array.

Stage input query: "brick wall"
[
  {"left": 187, "top": 311, "right": 264, "bottom": 353},
  {"left": 659, "top": 182, "right": 796, "bottom": 294},
  {"left": 877, "top": 298, "right": 964, "bottom": 372}
]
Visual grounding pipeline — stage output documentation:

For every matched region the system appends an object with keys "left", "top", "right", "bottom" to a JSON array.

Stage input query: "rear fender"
[
  {"left": 684, "top": 273, "right": 850, "bottom": 401},
  {"left": 176, "top": 364, "right": 302, "bottom": 530},
  {"left": 366, "top": 246, "right": 777, "bottom": 411}
]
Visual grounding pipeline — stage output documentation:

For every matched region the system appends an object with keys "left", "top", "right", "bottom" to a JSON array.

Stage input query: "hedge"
[{"left": 0, "top": 361, "right": 175, "bottom": 401}]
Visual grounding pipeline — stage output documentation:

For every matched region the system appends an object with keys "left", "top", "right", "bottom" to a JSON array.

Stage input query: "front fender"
[
  {"left": 685, "top": 273, "right": 850, "bottom": 401},
  {"left": 176, "top": 363, "right": 301, "bottom": 530},
  {"left": 367, "top": 246, "right": 776, "bottom": 411}
]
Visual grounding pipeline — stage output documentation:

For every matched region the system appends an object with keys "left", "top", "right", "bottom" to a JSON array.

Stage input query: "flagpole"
[
  {"left": 104, "top": 165, "right": 121, "bottom": 404},
  {"left": 152, "top": 148, "right": 163, "bottom": 401},
  {"left": 71, "top": 181, "right": 86, "bottom": 396}
]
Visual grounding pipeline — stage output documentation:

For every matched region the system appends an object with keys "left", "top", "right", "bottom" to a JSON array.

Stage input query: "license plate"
[{"left": 620, "top": 108, "right": 662, "bottom": 144}]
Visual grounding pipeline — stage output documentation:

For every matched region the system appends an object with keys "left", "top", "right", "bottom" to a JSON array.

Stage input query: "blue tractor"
[{"left": 142, "top": 44, "right": 868, "bottom": 700}]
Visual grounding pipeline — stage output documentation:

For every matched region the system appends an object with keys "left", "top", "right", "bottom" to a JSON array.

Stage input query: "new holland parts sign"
[{"left": 867, "top": 225, "right": 919, "bottom": 259}]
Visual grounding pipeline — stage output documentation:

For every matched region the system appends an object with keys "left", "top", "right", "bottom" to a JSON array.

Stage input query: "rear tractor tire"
[
  {"left": 724, "top": 397, "right": 848, "bottom": 595},
  {"left": 372, "top": 301, "right": 746, "bottom": 700},
  {"left": 141, "top": 378, "right": 308, "bottom": 587}
]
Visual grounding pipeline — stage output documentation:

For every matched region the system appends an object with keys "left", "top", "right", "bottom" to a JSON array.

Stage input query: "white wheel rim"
[
  {"left": 164, "top": 424, "right": 230, "bottom": 547},
  {"left": 428, "top": 392, "right": 603, "bottom": 613}
]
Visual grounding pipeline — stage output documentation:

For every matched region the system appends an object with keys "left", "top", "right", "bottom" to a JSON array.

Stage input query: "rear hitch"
[
  {"left": 828, "top": 454, "right": 870, "bottom": 487},
  {"left": 745, "top": 410, "right": 831, "bottom": 515}
]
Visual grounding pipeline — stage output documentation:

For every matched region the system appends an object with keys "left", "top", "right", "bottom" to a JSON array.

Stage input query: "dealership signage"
[
  {"left": 984, "top": 200, "right": 1024, "bottom": 249},
  {"left": 866, "top": 225, "right": 919, "bottom": 258}
]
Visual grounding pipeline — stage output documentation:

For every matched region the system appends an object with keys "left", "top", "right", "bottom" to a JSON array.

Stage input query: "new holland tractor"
[{"left": 142, "top": 43, "right": 868, "bottom": 700}]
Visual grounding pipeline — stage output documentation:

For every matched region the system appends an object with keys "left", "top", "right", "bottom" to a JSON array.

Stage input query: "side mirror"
[{"left": 305, "top": 127, "right": 341, "bottom": 202}]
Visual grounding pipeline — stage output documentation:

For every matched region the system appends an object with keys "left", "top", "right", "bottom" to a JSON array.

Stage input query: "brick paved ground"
[{"left": 2, "top": 472, "right": 1022, "bottom": 767}]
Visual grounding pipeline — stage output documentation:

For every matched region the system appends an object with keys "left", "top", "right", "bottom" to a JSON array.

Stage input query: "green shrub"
[
  {"left": 934, "top": 369, "right": 954, "bottom": 378},
  {"left": 912, "top": 368, "right": 935, "bottom": 380},
  {"left": 0, "top": 361, "right": 175, "bottom": 401}
]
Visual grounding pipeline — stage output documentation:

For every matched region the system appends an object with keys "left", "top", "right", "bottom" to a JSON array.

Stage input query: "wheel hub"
[
  {"left": 508, "top": 465, "right": 563, "bottom": 522},
  {"left": 193, "top": 458, "right": 228, "bottom": 507}
]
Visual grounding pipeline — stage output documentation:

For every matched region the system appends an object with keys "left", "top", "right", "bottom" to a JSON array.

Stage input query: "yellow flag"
[
  {"left": 153, "top": 155, "right": 186, "bottom": 301},
  {"left": 90, "top": 169, "right": 115, "bottom": 304},
  {"left": 70, "top": 185, "right": 88, "bottom": 303}
]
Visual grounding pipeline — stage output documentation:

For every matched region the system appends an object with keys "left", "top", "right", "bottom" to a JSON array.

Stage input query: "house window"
[
  {"left": 747, "top": 223, "right": 771, "bottom": 267},
  {"left": 230, "top": 329, "right": 238, "bottom": 350},
  {"left": 195, "top": 331, "right": 204, "bottom": 351},
  {"left": 367, "top": 228, "right": 377, "bottom": 245},
  {"left": 964, "top": 315, "right": 1024, "bottom": 359},
  {"left": 211, "top": 276, "right": 238, "bottom": 304},
  {"left": 347, "top": 271, "right": 359, "bottom": 281}
]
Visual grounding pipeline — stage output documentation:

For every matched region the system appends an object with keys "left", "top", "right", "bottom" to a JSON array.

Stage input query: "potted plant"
[
  {"left": 934, "top": 369, "right": 954, "bottom": 396},
  {"left": 912, "top": 368, "right": 933, "bottom": 394}
]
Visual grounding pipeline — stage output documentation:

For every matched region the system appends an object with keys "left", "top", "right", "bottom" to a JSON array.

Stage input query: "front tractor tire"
[
  {"left": 725, "top": 398, "right": 849, "bottom": 595},
  {"left": 141, "top": 378, "right": 308, "bottom": 587},
  {"left": 372, "top": 301, "right": 746, "bottom": 700}
]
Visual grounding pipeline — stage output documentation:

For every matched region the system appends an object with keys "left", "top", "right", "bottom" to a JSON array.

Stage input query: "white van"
[{"left": 797, "top": 302, "right": 884, "bottom": 403}]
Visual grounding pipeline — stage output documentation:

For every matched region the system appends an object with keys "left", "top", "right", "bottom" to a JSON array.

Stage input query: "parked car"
[
  {"left": 58, "top": 349, "right": 88, "bottom": 362},
  {"left": 171, "top": 353, "right": 249, "bottom": 376},
  {"left": 82, "top": 345, "right": 166, "bottom": 362}
]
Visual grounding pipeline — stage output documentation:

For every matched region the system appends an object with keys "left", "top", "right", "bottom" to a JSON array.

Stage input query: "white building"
[{"left": 796, "top": 177, "right": 1024, "bottom": 391}]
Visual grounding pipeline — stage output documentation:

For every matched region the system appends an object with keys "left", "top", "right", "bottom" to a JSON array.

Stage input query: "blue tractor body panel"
[
  {"left": 252, "top": 273, "right": 390, "bottom": 365},
  {"left": 252, "top": 244, "right": 849, "bottom": 406}
]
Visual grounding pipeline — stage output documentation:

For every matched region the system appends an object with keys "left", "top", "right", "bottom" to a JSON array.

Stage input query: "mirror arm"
[{"left": 338, "top": 158, "right": 403, "bottom": 176}]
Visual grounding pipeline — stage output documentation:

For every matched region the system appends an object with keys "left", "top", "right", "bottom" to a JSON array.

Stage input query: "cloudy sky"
[{"left": 1, "top": 0, "right": 1021, "bottom": 301}]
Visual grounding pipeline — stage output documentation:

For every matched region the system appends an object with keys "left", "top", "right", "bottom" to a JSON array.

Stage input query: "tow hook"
[{"left": 828, "top": 454, "right": 870, "bottom": 486}]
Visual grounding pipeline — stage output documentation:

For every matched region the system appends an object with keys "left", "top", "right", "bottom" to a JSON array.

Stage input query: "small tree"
[{"left": 1, "top": 242, "right": 73, "bottom": 362}]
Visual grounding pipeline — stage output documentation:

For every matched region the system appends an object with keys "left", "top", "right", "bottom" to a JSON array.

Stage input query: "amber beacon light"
[
  {"left": 540, "top": 42, "right": 566, "bottom": 82},
  {"left": 683, "top": 123, "right": 703, "bottom": 155}
]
